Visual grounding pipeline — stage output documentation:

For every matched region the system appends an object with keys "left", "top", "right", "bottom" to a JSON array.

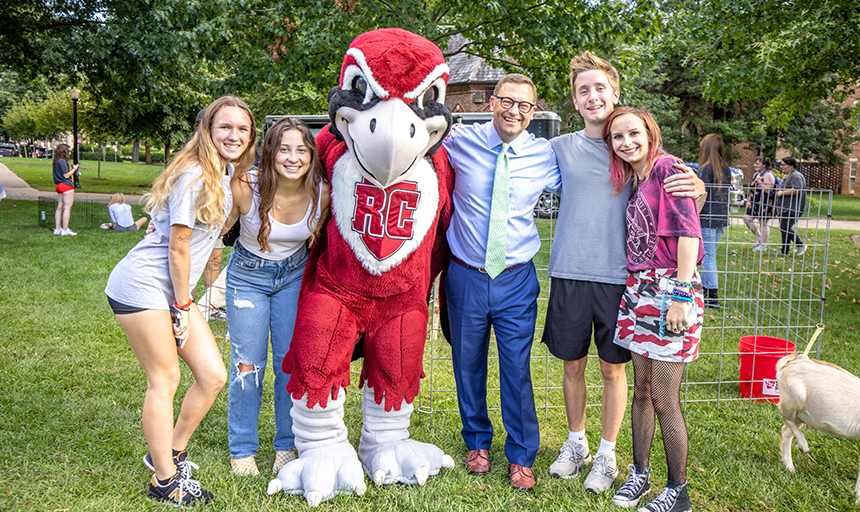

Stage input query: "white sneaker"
[
  {"left": 584, "top": 452, "right": 618, "bottom": 494},
  {"left": 100, "top": 222, "right": 112, "bottom": 229},
  {"left": 752, "top": 244, "right": 766, "bottom": 252},
  {"left": 53, "top": 228, "right": 62, "bottom": 235},
  {"left": 61, "top": 229, "right": 77, "bottom": 236},
  {"left": 796, "top": 244, "right": 807, "bottom": 256},
  {"left": 549, "top": 440, "right": 591, "bottom": 479}
]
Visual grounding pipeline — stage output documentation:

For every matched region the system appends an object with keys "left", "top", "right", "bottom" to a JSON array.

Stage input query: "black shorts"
[
  {"left": 541, "top": 278, "right": 631, "bottom": 364},
  {"left": 113, "top": 223, "right": 138, "bottom": 232},
  {"left": 107, "top": 295, "right": 147, "bottom": 315}
]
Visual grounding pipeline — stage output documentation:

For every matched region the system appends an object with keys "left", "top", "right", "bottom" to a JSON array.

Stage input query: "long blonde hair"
[
  {"left": 145, "top": 96, "right": 256, "bottom": 227},
  {"left": 108, "top": 192, "right": 127, "bottom": 206}
]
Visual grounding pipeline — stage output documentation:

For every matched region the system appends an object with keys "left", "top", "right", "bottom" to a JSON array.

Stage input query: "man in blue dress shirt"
[{"left": 442, "top": 73, "right": 560, "bottom": 492}]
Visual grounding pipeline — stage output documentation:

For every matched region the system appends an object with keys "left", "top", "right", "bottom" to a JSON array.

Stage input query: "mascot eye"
[
  {"left": 351, "top": 76, "right": 368, "bottom": 96},
  {"left": 417, "top": 85, "right": 439, "bottom": 110}
]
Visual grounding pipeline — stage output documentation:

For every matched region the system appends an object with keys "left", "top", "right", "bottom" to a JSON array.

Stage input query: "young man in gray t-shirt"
[{"left": 542, "top": 52, "right": 704, "bottom": 496}]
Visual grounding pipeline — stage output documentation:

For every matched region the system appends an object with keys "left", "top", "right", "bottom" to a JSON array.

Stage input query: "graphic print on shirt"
[
  {"left": 626, "top": 189, "right": 657, "bottom": 267},
  {"left": 332, "top": 155, "right": 439, "bottom": 275}
]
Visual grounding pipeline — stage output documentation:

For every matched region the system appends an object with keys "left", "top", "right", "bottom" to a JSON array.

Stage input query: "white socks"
[
  {"left": 569, "top": 429, "right": 589, "bottom": 455},
  {"left": 597, "top": 437, "right": 616, "bottom": 458},
  {"left": 569, "top": 431, "right": 616, "bottom": 459}
]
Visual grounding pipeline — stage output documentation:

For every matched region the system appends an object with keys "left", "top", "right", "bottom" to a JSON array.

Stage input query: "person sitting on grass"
[{"left": 101, "top": 192, "right": 149, "bottom": 231}]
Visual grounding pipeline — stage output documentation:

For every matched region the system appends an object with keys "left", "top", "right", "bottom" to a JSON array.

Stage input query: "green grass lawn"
[
  {"left": 1, "top": 157, "right": 164, "bottom": 195},
  {"left": 830, "top": 194, "right": 860, "bottom": 221},
  {"left": 1, "top": 200, "right": 860, "bottom": 511}
]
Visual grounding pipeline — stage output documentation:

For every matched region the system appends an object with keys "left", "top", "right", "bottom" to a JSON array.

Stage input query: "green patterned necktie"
[{"left": 485, "top": 142, "right": 510, "bottom": 279}]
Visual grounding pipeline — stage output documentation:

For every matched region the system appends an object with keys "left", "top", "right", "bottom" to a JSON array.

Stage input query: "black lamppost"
[{"left": 69, "top": 87, "right": 80, "bottom": 165}]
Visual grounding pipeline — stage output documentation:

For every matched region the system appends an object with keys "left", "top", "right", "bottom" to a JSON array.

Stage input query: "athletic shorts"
[
  {"left": 107, "top": 295, "right": 147, "bottom": 315},
  {"left": 113, "top": 224, "right": 138, "bottom": 232},
  {"left": 541, "top": 278, "right": 631, "bottom": 364},
  {"left": 55, "top": 183, "right": 74, "bottom": 194}
]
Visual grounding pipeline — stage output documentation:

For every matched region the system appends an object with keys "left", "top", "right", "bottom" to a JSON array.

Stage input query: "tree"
[
  {"left": 217, "top": 0, "right": 658, "bottom": 108},
  {"left": 686, "top": 0, "right": 860, "bottom": 127}
]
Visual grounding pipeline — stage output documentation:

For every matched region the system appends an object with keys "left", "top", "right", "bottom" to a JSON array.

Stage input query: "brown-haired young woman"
[{"left": 52, "top": 143, "right": 79, "bottom": 235}]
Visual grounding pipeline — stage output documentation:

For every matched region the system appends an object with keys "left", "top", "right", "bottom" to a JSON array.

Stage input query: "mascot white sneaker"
[{"left": 266, "top": 28, "right": 456, "bottom": 506}]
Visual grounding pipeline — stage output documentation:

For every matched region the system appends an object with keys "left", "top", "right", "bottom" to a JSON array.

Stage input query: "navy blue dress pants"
[{"left": 444, "top": 258, "right": 540, "bottom": 467}]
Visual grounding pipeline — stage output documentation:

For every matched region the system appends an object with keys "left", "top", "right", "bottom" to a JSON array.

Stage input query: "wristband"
[
  {"left": 671, "top": 295, "right": 693, "bottom": 304},
  {"left": 671, "top": 289, "right": 692, "bottom": 299},
  {"left": 174, "top": 298, "right": 193, "bottom": 310}
]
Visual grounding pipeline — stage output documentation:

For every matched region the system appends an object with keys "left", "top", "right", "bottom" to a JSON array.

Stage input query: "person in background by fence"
[
  {"left": 775, "top": 156, "right": 807, "bottom": 256},
  {"left": 53, "top": 143, "right": 79, "bottom": 236},
  {"left": 743, "top": 156, "right": 778, "bottom": 251},
  {"left": 101, "top": 192, "right": 149, "bottom": 231},
  {"left": 104, "top": 95, "right": 256, "bottom": 507},
  {"left": 697, "top": 134, "right": 732, "bottom": 309}
]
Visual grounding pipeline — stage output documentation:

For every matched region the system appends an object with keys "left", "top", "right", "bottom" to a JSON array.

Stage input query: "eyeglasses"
[{"left": 493, "top": 95, "right": 535, "bottom": 114}]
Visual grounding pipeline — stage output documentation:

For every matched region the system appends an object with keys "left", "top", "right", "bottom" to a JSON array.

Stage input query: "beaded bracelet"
[
  {"left": 671, "top": 293, "right": 693, "bottom": 303},
  {"left": 672, "top": 289, "right": 692, "bottom": 299},
  {"left": 174, "top": 298, "right": 193, "bottom": 310},
  {"left": 672, "top": 280, "right": 692, "bottom": 289}
]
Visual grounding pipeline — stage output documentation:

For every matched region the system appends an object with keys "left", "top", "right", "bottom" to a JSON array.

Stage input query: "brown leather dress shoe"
[
  {"left": 465, "top": 449, "right": 490, "bottom": 475},
  {"left": 509, "top": 463, "right": 535, "bottom": 491}
]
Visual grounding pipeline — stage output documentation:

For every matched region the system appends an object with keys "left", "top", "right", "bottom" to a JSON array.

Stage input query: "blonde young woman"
[
  {"left": 52, "top": 143, "right": 79, "bottom": 235},
  {"left": 105, "top": 96, "right": 255, "bottom": 506},
  {"left": 103, "top": 192, "right": 149, "bottom": 231}
]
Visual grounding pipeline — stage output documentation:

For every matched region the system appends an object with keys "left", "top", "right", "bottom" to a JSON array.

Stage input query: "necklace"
[{"left": 274, "top": 190, "right": 304, "bottom": 210}]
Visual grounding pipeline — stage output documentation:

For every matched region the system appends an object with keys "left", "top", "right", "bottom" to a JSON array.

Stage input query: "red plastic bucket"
[{"left": 738, "top": 336, "right": 796, "bottom": 402}]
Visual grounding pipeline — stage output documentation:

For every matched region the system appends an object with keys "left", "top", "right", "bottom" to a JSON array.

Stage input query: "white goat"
[{"left": 776, "top": 353, "right": 860, "bottom": 504}]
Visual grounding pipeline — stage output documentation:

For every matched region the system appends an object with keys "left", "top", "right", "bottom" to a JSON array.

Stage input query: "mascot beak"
[{"left": 336, "top": 99, "right": 448, "bottom": 188}]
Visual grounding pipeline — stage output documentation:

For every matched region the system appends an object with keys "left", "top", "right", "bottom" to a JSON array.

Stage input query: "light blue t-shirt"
[
  {"left": 108, "top": 203, "right": 135, "bottom": 228},
  {"left": 444, "top": 121, "right": 560, "bottom": 268},
  {"left": 105, "top": 164, "right": 233, "bottom": 309}
]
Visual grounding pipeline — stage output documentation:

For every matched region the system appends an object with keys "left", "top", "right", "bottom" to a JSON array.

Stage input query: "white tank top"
[{"left": 237, "top": 170, "right": 321, "bottom": 260}]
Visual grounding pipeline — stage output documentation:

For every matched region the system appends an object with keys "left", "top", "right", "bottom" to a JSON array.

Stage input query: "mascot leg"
[
  {"left": 267, "top": 391, "right": 366, "bottom": 507},
  {"left": 358, "top": 385, "right": 454, "bottom": 486}
]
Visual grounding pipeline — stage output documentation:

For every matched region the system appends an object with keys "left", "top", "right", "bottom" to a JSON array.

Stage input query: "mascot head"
[{"left": 328, "top": 28, "right": 453, "bottom": 188}]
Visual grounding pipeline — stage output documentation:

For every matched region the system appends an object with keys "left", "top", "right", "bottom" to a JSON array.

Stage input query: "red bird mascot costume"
[{"left": 266, "top": 28, "right": 455, "bottom": 506}]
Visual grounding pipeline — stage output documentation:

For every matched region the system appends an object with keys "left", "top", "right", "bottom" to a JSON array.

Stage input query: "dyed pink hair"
[{"left": 602, "top": 106, "right": 664, "bottom": 194}]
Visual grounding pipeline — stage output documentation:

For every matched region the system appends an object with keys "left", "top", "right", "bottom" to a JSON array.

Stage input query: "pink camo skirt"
[{"left": 613, "top": 268, "right": 704, "bottom": 363}]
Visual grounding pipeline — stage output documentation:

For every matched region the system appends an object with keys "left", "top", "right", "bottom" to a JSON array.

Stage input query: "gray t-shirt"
[
  {"left": 548, "top": 130, "right": 631, "bottom": 285},
  {"left": 777, "top": 169, "right": 806, "bottom": 214},
  {"left": 105, "top": 164, "right": 233, "bottom": 309}
]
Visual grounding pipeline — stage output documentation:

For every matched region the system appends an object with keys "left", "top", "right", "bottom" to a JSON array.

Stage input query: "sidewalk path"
[
  {"left": 2, "top": 161, "right": 859, "bottom": 230},
  {"left": 0, "top": 162, "right": 147, "bottom": 205}
]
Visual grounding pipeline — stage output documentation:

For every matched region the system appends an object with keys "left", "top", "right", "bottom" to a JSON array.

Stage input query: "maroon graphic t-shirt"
[{"left": 625, "top": 155, "right": 705, "bottom": 272}]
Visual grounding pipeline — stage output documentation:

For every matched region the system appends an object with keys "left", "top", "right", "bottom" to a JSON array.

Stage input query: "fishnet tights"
[{"left": 630, "top": 353, "right": 688, "bottom": 484}]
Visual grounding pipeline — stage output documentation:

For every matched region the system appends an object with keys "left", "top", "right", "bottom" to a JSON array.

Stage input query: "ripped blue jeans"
[{"left": 225, "top": 241, "right": 307, "bottom": 459}]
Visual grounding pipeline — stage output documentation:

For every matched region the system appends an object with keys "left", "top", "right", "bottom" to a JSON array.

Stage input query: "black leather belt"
[{"left": 451, "top": 255, "right": 525, "bottom": 274}]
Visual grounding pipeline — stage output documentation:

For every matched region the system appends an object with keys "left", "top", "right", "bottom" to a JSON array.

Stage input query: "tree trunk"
[
  {"left": 97, "top": 142, "right": 102, "bottom": 179},
  {"left": 164, "top": 141, "right": 171, "bottom": 165},
  {"left": 131, "top": 140, "right": 140, "bottom": 163},
  {"left": 145, "top": 141, "right": 152, "bottom": 165}
]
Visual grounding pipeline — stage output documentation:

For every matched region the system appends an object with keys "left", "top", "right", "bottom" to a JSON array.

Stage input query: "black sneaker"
[
  {"left": 613, "top": 464, "right": 650, "bottom": 508},
  {"left": 147, "top": 473, "right": 214, "bottom": 507},
  {"left": 638, "top": 480, "right": 691, "bottom": 512},
  {"left": 143, "top": 450, "right": 199, "bottom": 480}
]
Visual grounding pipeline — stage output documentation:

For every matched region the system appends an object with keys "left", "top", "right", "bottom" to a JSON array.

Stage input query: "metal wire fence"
[{"left": 194, "top": 188, "right": 830, "bottom": 423}]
